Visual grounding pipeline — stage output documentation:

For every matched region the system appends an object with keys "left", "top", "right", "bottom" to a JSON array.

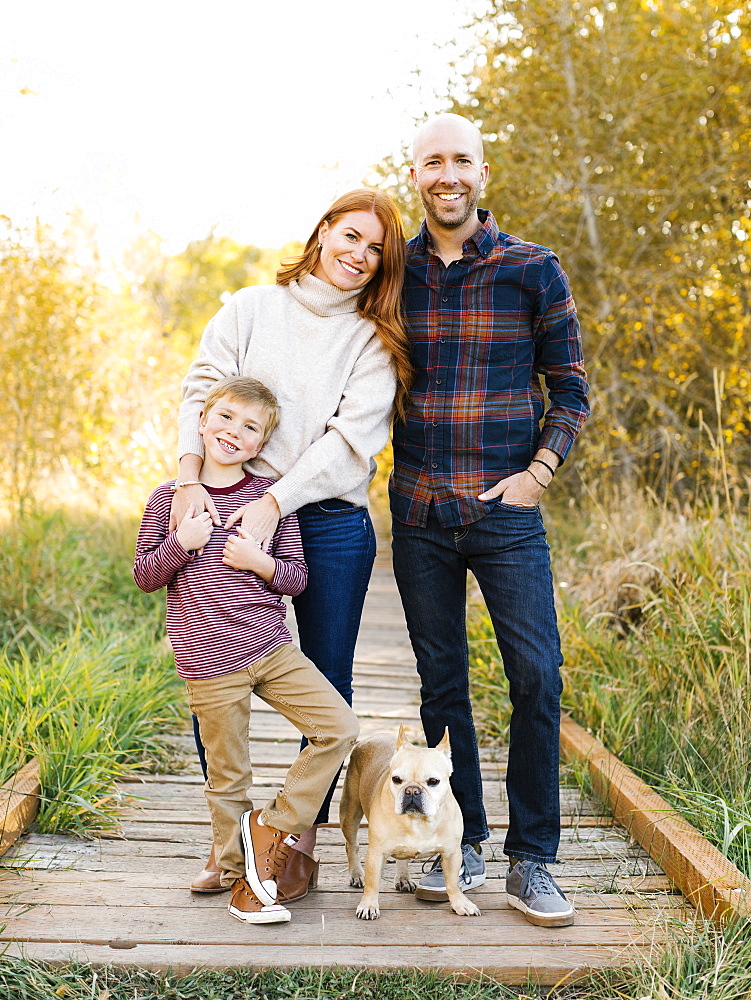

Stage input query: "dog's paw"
[
  {"left": 356, "top": 901, "right": 381, "bottom": 920},
  {"left": 451, "top": 897, "right": 481, "bottom": 917},
  {"left": 394, "top": 875, "right": 416, "bottom": 893},
  {"left": 349, "top": 875, "right": 364, "bottom": 888}
]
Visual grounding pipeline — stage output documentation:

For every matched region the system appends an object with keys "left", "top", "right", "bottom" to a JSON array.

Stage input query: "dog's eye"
[
  {"left": 391, "top": 776, "right": 403, "bottom": 785},
  {"left": 427, "top": 778, "right": 440, "bottom": 786}
]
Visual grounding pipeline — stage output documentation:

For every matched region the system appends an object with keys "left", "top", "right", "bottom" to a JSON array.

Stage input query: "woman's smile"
[{"left": 313, "top": 210, "right": 385, "bottom": 290}]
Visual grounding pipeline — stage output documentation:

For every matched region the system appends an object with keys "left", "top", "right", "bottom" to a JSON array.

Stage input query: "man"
[{"left": 390, "top": 114, "right": 589, "bottom": 927}]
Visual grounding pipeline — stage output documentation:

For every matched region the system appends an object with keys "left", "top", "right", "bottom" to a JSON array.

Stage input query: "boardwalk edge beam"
[
  {"left": 1, "top": 757, "right": 41, "bottom": 858},
  {"left": 560, "top": 715, "right": 751, "bottom": 921}
]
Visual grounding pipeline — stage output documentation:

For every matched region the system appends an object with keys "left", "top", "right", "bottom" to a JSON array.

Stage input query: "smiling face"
[
  {"left": 198, "top": 395, "right": 271, "bottom": 475},
  {"left": 312, "top": 210, "right": 385, "bottom": 291},
  {"left": 411, "top": 115, "right": 489, "bottom": 236}
]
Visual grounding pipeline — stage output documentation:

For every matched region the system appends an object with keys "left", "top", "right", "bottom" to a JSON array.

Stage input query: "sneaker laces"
[
  {"left": 421, "top": 845, "right": 475, "bottom": 886},
  {"left": 263, "top": 836, "right": 292, "bottom": 880},
  {"left": 421, "top": 855, "right": 443, "bottom": 875},
  {"left": 518, "top": 861, "right": 563, "bottom": 899}
]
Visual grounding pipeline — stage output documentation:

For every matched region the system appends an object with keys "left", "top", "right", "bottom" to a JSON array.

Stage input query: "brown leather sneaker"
[
  {"left": 227, "top": 877, "right": 291, "bottom": 924},
  {"left": 191, "top": 844, "right": 229, "bottom": 893},
  {"left": 241, "top": 809, "right": 298, "bottom": 907},
  {"left": 276, "top": 850, "right": 320, "bottom": 903}
]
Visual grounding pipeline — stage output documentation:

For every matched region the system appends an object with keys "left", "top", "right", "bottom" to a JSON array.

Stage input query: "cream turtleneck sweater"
[{"left": 178, "top": 275, "right": 397, "bottom": 518}]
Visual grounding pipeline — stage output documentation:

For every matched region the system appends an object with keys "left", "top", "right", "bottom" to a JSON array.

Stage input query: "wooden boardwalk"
[{"left": 1, "top": 526, "right": 686, "bottom": 984}]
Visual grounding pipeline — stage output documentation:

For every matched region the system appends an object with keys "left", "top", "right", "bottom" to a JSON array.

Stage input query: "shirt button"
[
  {"left": 442, "top": 297, "right": 448, "bottom": 302},
  {"left": 440, "top": 339, "right": 446, "bottom": 343},
  {"left": 431, "top": 463, "right": 438, "bottom": 469},
  {"left": 436, "top": 379, "right": 442, "bottom": 384},
  {"left": 432, "top": 421, "right": 438, "bottom": 426}
]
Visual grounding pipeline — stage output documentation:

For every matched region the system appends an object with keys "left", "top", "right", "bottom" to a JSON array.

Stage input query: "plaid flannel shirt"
[{"left": 390, "top": 210, "right": 590, "bottom": 528}]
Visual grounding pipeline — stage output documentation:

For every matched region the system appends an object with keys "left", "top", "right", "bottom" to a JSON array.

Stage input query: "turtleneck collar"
[{"left": 287, "top": 273, "right": 362, "bottom": 317}]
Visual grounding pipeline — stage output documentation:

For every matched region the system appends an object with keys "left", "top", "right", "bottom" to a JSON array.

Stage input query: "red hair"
[{"left": 277, "top": 189, "right": 412, "bottom": 419}]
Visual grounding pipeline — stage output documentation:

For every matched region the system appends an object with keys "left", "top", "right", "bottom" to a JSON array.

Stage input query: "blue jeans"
[
  {"left": 193, "top": 499, "right": 376, "bottom": 826},
  {"left": 391, "top": 502, "right": 562, "bottom": 863},
  {"left": 293, "top": 500, "right": 376, "bottom": 824}
]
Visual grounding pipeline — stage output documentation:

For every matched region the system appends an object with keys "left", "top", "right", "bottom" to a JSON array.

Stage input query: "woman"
[{"left": 170, "top": 188, "right": 411, "bottom": 901}]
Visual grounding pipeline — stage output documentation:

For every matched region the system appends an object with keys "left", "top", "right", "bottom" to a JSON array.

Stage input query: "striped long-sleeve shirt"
[
  {"left": 390, "top": 210, "right": 590, "bottom": 528},
  {"left": 134, "top": 474, "right": 307, "bottom": 679}
]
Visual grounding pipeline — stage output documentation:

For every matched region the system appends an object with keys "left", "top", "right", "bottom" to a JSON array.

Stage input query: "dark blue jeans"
[
  {"left": 391, "top": 502, "right": 562, "bottom": 863},
  {"left": 193, "top": 499, "right": 376, "bottom": 826},
  {"left": 293, "top": 499, "right": 376, "bottom": 824}
]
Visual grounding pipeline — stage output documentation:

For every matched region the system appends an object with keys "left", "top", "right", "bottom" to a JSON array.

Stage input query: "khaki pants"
[{"left": 185, "top": 643, "right": 359, "bottom": 884}]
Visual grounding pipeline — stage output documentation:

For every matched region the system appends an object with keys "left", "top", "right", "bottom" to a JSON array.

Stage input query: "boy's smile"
[{"left": 199, "top": 395, "right": 270, "bottom": 484}]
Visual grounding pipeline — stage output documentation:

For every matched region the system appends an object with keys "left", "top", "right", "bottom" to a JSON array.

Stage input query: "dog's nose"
[{"left": 404, "top": 785, "right": 421, "bottom": 799}]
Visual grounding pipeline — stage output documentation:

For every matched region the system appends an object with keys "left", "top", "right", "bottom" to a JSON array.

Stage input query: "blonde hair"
[
  {"left": 277, "top": 189, "right": 413, "bottom": 420},
  {"left": 202, "top": 376, "right": 280, "bottom": 444}
]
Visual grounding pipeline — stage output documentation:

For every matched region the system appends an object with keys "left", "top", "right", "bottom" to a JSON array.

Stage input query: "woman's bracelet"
[
  {"left": 530, "top": 458, "right": 556, "bottom": 477},
  {"left": 526, "top": 467, "right": 548, "bottom": 489},
  {"left": 170, "top": 480, "right": 203, "bottom": 492}
]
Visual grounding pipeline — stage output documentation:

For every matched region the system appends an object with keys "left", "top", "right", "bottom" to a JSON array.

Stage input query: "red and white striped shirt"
[{"left": 134, "top": 474, "right": 307, "bottom": 679}]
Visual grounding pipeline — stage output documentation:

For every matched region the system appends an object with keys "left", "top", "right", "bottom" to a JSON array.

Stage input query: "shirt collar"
[{"left": 416, "top": 208, "right": 499, "bottom": 260}]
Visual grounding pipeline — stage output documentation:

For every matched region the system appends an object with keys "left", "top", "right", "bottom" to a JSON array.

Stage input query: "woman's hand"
[
  {"left": 170, "top": 482, "right": 221, "bottom": 528},
  {"left": 225, "top": 493, "right": 281, "bottom": 551},
  {"left": 175, "top": 504, "right": 214, "bottom": 553},
  {"left": 168, "top": 455, "right": 221, "bottom": 532}
]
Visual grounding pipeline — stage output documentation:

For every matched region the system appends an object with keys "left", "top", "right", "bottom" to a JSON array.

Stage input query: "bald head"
[
  {"left": 410, "top": 114, "right": 489, "bottom": 238},
  {"left": 412, "top": 114, "right": 484, "bottom": 166}
]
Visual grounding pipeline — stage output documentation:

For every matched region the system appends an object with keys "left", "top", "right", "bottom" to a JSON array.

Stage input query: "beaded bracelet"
[
  {"left": 527, "top": 468, "right": 548, "bottom": 489},
  {"left": 169, "top": 480, "right": 203, "bottom": 492}
]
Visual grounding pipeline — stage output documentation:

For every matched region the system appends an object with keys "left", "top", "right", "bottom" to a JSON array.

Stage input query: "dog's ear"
[
  {"left": 436, "top": 727, "right": 452, "bottom": 758},
  {"left": 396, "top": 723, "right": 412, "bottom": 749}
]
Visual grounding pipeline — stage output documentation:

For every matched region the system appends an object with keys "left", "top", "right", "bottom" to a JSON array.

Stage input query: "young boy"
[{"left": 134, "top": 376, "right": 359, "bottom": 925}]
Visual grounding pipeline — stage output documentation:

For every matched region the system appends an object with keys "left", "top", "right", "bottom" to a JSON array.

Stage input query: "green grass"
[
  {"left": 0, "top": 625, "right": 184, "bottom": 834},
  {"left": 0, "top": 511, "right": 185, "bottom": 836},
  {"left": 0, "top": 510, "right": 163, "bottom": 651}
]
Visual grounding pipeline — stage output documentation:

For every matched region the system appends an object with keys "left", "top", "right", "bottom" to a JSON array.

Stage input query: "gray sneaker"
[
  {"left": 415, "top": 843, "right": 486, "bottom": 902},
  {"left": 506, "top": 860, "right": 574, "bottom": 927}
]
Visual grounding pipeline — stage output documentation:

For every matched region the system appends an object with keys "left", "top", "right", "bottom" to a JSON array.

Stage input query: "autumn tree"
[
  {"left": 379, "top": 0, "right": 751, "bottom": 498},
  {"left": 0, "top": 224, "right": 108, "bottom": 512}
]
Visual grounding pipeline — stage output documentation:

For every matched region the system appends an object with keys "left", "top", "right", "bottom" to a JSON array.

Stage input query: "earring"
[{"left": 317, "top": 243, "right": 322, "bottom": 251}]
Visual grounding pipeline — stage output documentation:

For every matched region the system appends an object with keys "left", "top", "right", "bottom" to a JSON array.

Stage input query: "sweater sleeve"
[
  {"left": 268, "top": 511, "right": 308, "bottom": 597},
  {"left": 134, "top": 490, "right": 194, "bottom": 592},
  {"left": 178, "top": 295, "right": 245, "bottom": 461},
  {"left": 267, "top": 338, "right": 397, "bottom": 518}
]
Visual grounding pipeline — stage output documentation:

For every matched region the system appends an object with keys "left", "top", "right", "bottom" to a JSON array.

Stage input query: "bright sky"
[{"left": 1, "top": 0, "right": 479, "bottom": 257}]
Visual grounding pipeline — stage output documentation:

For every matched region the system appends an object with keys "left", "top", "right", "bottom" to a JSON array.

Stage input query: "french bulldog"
[{"left": 339, "top": 724, "right": 482, "bottom": 920}]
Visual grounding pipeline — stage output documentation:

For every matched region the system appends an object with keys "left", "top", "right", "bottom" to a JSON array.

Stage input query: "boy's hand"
[
  {"left": 224, "top": 493, "right": 280, "bottom": 552},
  {"left": 222, "top": 526, "right": 276, "bottom": 583},
  {"left": 175, "top": 504, "right": 214, "bottom": 553}
]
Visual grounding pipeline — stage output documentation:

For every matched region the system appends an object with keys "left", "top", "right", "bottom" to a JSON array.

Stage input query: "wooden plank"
[
  {"left": 560, "top": 714, "right": 751, "bottom": 920},
  {"left": 0, "top": 868, "right": 676, "bottom": 897},
  {"left": 0, "top": 876, "right": 686, "bottom": 912},
  {"left": 0, "top": 940, "right": 660, "bottom": 983},
  {"left": 0, "top": 758, "right": 41, "bottom": 857},
  {"left": 0, "top": 907, "right": 670, "bottom": 949}
]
